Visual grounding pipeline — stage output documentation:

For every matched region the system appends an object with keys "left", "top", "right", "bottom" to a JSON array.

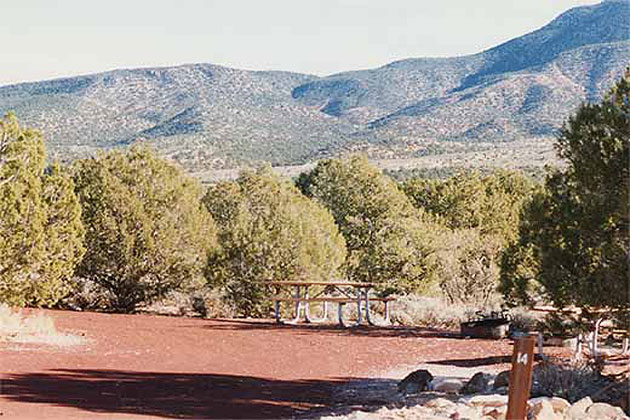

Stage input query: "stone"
[
  {"left": 482, "top": 405, "right": 506, "bottom": 420},
  {"left": 549, "top": 397, "right": 571, "bottom": 415},
  {"left": 464, "top": 394, "right": 508, "bottom": 408},
  {"left": 566, "top": 397, "right": 593, "bottom": 419},
  {"left": 493, "top": 386, "right": 508, "bottom": 395},
  {"left": 452, "top": 403, "right": 481, "bottom": 420},
  {"left": 424, "top": 397, "right": 458, "bottom": 418},
  {"left": 528, "top": 397, "right": 571, "bottom": 416},
  {"left": 462, "top": 372, "right": 493, "bottom": 395},
  {"left": 425, "top": 397, "right": 458, "bottom": 410},
  {"left": 433, "top": 378, "right": 465, "bottom": 394},
  {"left": 584, "top": 402, "right": 628, "bottom": 420},
  {"left": 528, "top": 398, "right": 561, "bottom": 420},
  {"left": 398, "top": 369, "right": 434, "bottom": 395},
  {"left": 493, "top": 370, "right": 510, "bottom": 390}
]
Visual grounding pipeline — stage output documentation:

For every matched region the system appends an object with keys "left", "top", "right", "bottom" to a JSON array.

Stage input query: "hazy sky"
[{"left": 2, "top": 0, "right": 600, "bottom": 86}]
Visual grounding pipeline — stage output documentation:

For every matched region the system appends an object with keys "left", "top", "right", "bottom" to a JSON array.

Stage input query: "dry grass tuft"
[{"left": 0, "top": 304, "right": 86, "bottom": 346}]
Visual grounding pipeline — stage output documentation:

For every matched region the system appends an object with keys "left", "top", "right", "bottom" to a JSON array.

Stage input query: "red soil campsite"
[{"left": 2, "top": 310, "right": 526, "bottom": 419}]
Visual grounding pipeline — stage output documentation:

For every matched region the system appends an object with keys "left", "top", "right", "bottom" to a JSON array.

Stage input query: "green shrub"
[
  {"left": 299, "top": 155, "right": 438, "bottom": 293},
  {"left": 204, "top": 167, "right": 346, "bottom": 316},
  {"left": 0, "top": 114, "right": 84, "bottom": 307},
  {"left": 73, "top": 146, "right": 216, "bottom": 312}
]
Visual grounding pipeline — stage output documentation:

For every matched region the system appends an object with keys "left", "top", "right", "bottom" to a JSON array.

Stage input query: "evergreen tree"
[
  {"left": 402, "top": 169, "right": 534, "bottom": 244},
  {"left": 204, "top": 167, "right": 346, "bottom": 315},
  {"left": 0, "top": 114, "right": 84, "bottom": 306},
  {"left": 299, "top": 156, "right": 437, "bottom": 293},
  {"left": 73, "top": 146, "right": 215, "bottom": 312},
  {"left": 501, "top": 72, "right": 630, "bottom": 315}
]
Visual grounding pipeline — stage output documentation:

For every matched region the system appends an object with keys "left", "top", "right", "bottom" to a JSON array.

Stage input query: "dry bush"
[
  {"left": 435, "top": 229, "right": 504, "bottom": 307},
  {"left": 140, "top": 287, "right": 238, "bottom": 319},
  {"left": 508, "top": 306, "right": 542, "bottom": 333},
  {"left": 390, "top": 295, "right": 486, "bottom": 329},
  {"left": 0, "top": 304, "right": 86, "bottom": 346},
  {"left": 60, "top": 277, "right": 113, "bottom": 311},
  {"left": 531, "top": 357, "right": 608, "bottom": 402},
  {"left": 389, "top": 294, "right": 539, "bottom": 332}
]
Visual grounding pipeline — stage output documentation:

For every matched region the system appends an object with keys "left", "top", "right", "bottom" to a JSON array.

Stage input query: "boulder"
[
  {"left": 585, "top": 402, "right": 628, "bottom": 419},
  {"left": 493, "top": 370, "right": 510, "bottom": 390},
  {"left": 398, "top": 369, "right": 434, "bottom": 395},
  {"left": 424, "top": 397, "right": 458, "bottom": 417},
  {"left": 425, "top": 397, "right": 458, "bottom": 410},
  {"left": 462, "top": 372, "right": 493, "bottom": 395},
  {"left": 549, "top": 397, "right": 571, "bottom": 415},
  {"left": 452, "top": 403, "right": 481, "bottom": 420},
  {"left": 528, "top": 397, "right": 571, "bottom": 415},
  {"left": 566, "top": 396, "right": 593, "bottom": 419},
  {"left": 463, "top": 394, "right": 508, "bottom": 408},
  {"left": 432, "top": 378, "right": 465, "bottom": 394},
  {"left": 482, "top": 405, "right": 507, "bottom": 420},
  {"left": 528, "top": 398, "right": 561, "bottom": 420}
]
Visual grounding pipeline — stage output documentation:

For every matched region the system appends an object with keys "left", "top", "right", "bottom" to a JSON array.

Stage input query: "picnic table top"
[{"left": 258, "top": 281, "right": 377, "bottom": 287}]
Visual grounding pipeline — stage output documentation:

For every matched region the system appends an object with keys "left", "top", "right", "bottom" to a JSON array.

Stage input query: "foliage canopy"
[
  {"left": 204, "top": 167, "right": 346, "bottom": 315},
  {"left": 299, "top": 155, "right": 437, "bottom": 293},
  {"left": 501, "top": 72, "right": 630, "bottom": 315},
  {"left": 73, "top": 146, "right": 215, "bottom": 312},
  {"left": 0, "top": 114, "right": 84, "bottom": 307},
  {"left": 402, "top": 169, "right": 534, "bottom": 244}
]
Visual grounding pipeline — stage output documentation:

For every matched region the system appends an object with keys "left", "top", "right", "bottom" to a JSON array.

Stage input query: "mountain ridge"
[{"left": 1, "top": 1, "right": 628, "bottom": 173}]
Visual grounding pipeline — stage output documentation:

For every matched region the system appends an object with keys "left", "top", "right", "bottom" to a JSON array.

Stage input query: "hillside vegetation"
[
  {"left": 0, "top": 70, "right": 627, "bottom": 334},
  {"left": 0, "top": 1, "right": 628, "bottom": 173}
]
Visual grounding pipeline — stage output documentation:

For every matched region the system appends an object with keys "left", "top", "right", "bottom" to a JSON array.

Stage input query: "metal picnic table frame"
[
  {"left": 261, "top": 281, "right": 393, "bottom": 327},
  {"left": 533, "top": 306, "right": 630, "bottom": 358}
]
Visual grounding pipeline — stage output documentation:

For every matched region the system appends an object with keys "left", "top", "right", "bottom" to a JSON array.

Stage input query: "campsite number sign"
[{"left": 506, "top": 335, "right": 536, "bottom": 420}]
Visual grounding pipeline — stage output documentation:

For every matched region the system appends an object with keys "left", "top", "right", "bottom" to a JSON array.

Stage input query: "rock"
[
  {"left": 585, "top": 402, "right": 628, "bottom": 419},
  {"left": 452, "top": 403, "right": 481, "bottom": 420},
  {"left": 462, "top": 372, "right": 493, "bottom": 395},
  {"left": 493, "top": 370, "right": 510, "bottom": 389},
  {"left": 566, "top": 397, "right": 593, "bottom": 419},
  {"left": 398, "top": 369, "right": 434, "bottom": 395},
  {"left": 529, "top": 398, "right": 561, "bottom": 420},
  {"left": 433, "top": 378, "right": 465, "bottom": 394},
  {"left": 528, "top": 397, "right": 571, "bottom": 416},
  {"left": 424, "top": 397, "right": 458, "bottom": 417},
  {"left": 549, "top": 397, "right": 571, "bottom": 415},
  {"left": 425, "top": 397, "right": 458, "bottom": 410},
  {"left": 482, "top": 405, "right": 506, "bottom": 420},
  {"left": 464, "top": 394, "right": 508, "bottom": 408},
  {"left": 493, "top": 386, "right": 508, "bottom": 395}
]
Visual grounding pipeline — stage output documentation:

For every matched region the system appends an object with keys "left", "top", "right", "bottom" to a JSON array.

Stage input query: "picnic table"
[
  {"left": 260, "top": 281, "right": 395, "bottom": 327},
  {"left": 533, "top": 306, "right": 630, "bottom": 358}
]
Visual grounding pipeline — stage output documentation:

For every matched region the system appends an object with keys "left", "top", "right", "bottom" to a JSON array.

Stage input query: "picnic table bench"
[
  {"left": 260, "top": 281, "right": 395, "bottom": 327},
  {"left": 533, "top": 306, "right": 630, "bottom": 358}
]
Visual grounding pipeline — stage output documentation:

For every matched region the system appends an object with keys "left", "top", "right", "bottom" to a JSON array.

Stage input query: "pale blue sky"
[{"left": 2, "top": 0, "right": 599, "bottom": 86}]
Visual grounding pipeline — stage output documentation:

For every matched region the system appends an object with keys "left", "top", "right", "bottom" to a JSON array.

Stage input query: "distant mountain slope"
[{"left": 0, "top": 0, "right": 628, "bottom": 171}]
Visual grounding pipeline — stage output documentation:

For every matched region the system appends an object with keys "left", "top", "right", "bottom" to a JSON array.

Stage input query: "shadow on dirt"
[
  {"left": 1, "top": 369, "right": 399, "bottom": 419},
  {"left": 427, "top": 355, "right": 512, "bottom": 368},
  {"left": 197, "top": 318, "right": 460, "bottom": 339}
]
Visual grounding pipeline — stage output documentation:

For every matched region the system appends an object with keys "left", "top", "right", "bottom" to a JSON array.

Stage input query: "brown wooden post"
[{"left": 506, "top": 335, "right": 536, "bottom": 420}]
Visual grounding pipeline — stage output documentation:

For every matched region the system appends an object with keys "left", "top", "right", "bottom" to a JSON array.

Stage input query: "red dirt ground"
[{"left": 1, "top": 310, "right": 524, "bottom": 419}]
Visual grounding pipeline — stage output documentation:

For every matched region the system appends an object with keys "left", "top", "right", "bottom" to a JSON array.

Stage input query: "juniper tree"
[
  {"left": 0, "top": 114, "right": 84, "bottom": 306},
  {"left": 501, "top": 71, "right": 630, "bottom": 317},
  {"left": 73, "top": 146, "right": 215, "bottom": 312},
  {"left": 298, "top": 155, "right": 437, "bottom": 293},
  {"left": 204, "top": 167, "right": 346, "bottom": 316}
]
